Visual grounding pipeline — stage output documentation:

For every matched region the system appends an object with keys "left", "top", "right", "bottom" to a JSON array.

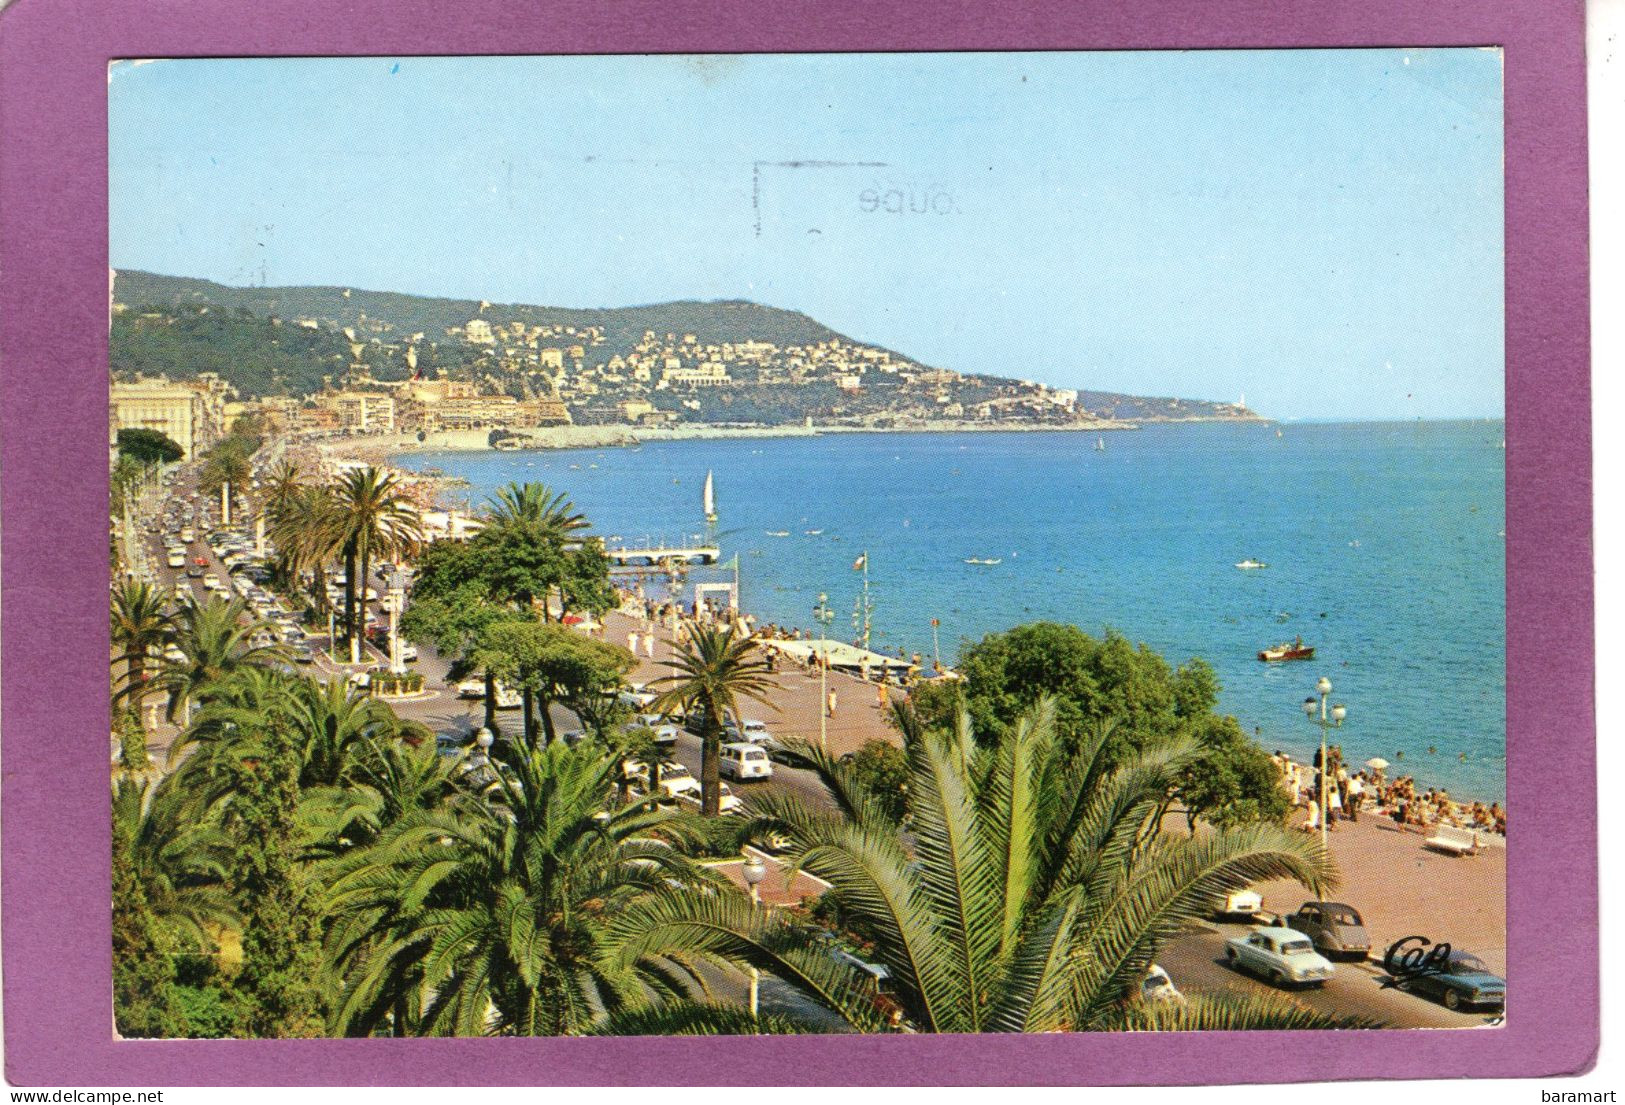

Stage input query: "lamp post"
[
  {"left": 741, "top": 853, "right": 767, "bottom": 1022},
  {"left": 813, "top": 592, "right": 834, "bottom": 753},
  {"left": 1301, "top": 677, "right": 1348, "bottom": 851}
]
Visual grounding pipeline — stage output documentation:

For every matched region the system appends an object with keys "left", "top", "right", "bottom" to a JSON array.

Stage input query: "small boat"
[
  {"left": 1235, "top": 559, "right": 1267, "bottom": 570},
  {"left": 963, "top": 557, "right": 1002, "bottom": 566},
  {"left": 1258, "top": 640, "right": 1315, "bottom": 662},
  {"left": 1095, "top": 436, "right": 1106, "bottom": 452},
  {"left": 703, "top": 470, "right": 717, "bottom": 524},
  {"left": 765, "top": 530, "right": 789, "bottom": 537},
  {"left": 804, "top": 529, "right": 823, "bottom": 536}
]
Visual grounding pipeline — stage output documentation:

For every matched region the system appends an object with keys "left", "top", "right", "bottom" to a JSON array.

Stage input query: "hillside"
[
  {"left": 113, "top": 270, "right": 849, "bottom": 356},
  {"left": 109, "top": 270, "right": 1262, "bottom": 428}
]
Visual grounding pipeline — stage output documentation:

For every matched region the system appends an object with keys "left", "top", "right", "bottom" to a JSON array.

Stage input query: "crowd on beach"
[{"left": 1273, "top": 747, "right": 1506, "bottom": 838}]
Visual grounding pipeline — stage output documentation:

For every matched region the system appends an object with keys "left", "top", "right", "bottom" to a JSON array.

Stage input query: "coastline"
[{"left": 322, "top": 414, "right": 1270, "bottom": 462}]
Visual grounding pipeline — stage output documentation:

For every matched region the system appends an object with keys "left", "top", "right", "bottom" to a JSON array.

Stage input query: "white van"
[{"left": 720, "top": 741, "right": 773, "bottom": 781}]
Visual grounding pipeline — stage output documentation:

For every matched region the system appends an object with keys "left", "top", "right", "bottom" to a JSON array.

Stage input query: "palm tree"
[
  {"left": 200, "top": 443, "right": 252, "bottom": 523},
  {"left": 154, "top": 595, "right": 283, "bottom": 728},
  {"left": 268, "top": 483, "right": 342, "bottom": 615},
  {"left": 332, "top": 467, "right": 422, "bottom": 664},
  {"left": 322, "top": 740, "right": 723, "bottom": 1036},
  {"left": 615, "top": 697, "right": 1347, "bottom": 1033},
  {"left": 111, "top": 579, "right": 173, "bottom": 719},
  {"left": 486, "top": 481, "right": 588, "bottom": 536},
  {"left": 648, "top": 624, "right": 778, "bottom": 817},
  {"left": 180, "top": 671, "right": 425, "bottom": 790},
  {"left": 112, "top": 773, "right": 239, "bottom": 953}
]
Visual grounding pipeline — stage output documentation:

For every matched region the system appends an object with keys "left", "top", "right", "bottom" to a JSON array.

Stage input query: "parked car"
[
  {"left": 185, "top": 564, "right": 205, "bottom": 579},
  {"left": 1393, "top": 949, "right": 1506, "bottom": 1012},
  {"left": 1288, "top": 902, "right": 1371, "bottom": 961},
  {"left": 760, "top": 734, "right": 817, "bottom": 768},
  {"left": 202, "top": 574, "right": 223, "bottom": 591},
  {"left": 290, "top": 645, "right": 316, "bottom": 665},
  {"left": 166, "top": 550, "right": 186, "bottom": 569},
  {"left": 1224, "top": 927, "right": 1335, "bottom": 988},
  {"left": 723, "top": 718, "right": 771, "bottom": 743},
  {"left": 644, "top": 761, "right": 701, "bottom": 800},
  {"left": 678, "top": 782, "right": 741, "bottom": 814},
  {"left": 828, "top": 948, "right": 906, "bottom": 1027},
  {"left": 1141, "top": 964, "right": 1185, "bottom": 1004},
  {"left": 720, "top": 741, "right": 773, "bottom": 781},
  {"left": 623, "top": 717, "right": 680, "bottom": 746},
  {"left": 1216, "top": 888, "right": 1263, "bottom": 918},
  {"left": 619, "top": 686, "right": 659, "bottom": 710}
]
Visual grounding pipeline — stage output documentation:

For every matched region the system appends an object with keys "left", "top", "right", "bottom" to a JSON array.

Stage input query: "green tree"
[
  {"left": 154, "top": 595, "right": 283, "bottom": 727},
  {"left": 322, "top": 740, "right": 720, "bottom": 1036},
  {"left": 472, "top": 618, "right": 634, "bottom": 747},
  {"left": 619, "top": 698, "right": 1341, "bottom": 1033},
  {"left": 112, "top": 791, "right": 186, "bottom": 1038},
  {"left": 266, "top": 483, "right": 342, "bottom": 615},
  {"left": 845, "top": 739, "right": 909, "bottom": 824},
  {"left": 1176, "top": 715, "right": 1291, "bottom": 831},
  {"left": 330, "top": 467, "right": 422, "bottom": 663},
  {"left": 111, "top": 578, "right": 172, "bottom": 719},
  {"left": 117, "top": 426, "right": 184, "bottom": 465},
  {"left": 112, "top": 774, "right": 238, "bottom": 953},
  {"left": 649, "top": 624, "right": 778, "bottom": 817}
]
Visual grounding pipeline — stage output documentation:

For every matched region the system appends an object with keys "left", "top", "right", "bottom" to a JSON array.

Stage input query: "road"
[{"left": 1157, "top": 921, "right": 1502, "bottom": 1030}]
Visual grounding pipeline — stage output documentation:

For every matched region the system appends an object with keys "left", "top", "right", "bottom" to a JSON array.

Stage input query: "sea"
[{"left": 394, "top": 421, "right": 1507, "bottom": 801}]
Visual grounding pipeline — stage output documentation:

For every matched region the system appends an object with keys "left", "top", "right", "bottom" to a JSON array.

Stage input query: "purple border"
[{"left": 0, "top": 0, "right": 1593, "bottom": 1086}]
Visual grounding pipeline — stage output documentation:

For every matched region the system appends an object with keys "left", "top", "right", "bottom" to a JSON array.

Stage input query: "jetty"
[{"left": 606, "top": 542, "right": 722, "bottom": 566}]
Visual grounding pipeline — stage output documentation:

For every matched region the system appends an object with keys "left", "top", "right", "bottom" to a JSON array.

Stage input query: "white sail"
[{"left": 703, "top": 470, "right": 716, "bottom": 519}]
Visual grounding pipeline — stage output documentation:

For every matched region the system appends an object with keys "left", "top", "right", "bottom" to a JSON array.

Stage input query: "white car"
[
  {"left": 619, "top": 687, "right": 659, "bottom": 710},
  {"left": 1141, "top": 964, "right": 1185, "bottom": 1004},
  {"left": 720, "top": 741, "right": 773, "bottom": 781},
  {"left": 1224, "top": 927, "right": 1335, "bottom": 988},
  {"left": 630, "top": 761, "right": 701, "bottom": 800},
  {"left": 724, "top": 718, "right": 772, "bottom": 743},
  {"left": 202, "top": 574, "right": 223, "bottom": 591},
  {"left": 678, "top": 782, "right": 742, "bottom": 814},
  {"left": 166, "top": 550, "right": 186, "bottom": 569},
  {"left": 1217, "top": 888, "right": 1264, "bottom": 918}
]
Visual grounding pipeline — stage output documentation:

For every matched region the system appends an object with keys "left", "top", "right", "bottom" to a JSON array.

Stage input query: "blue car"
[{"left": 1396, "top": 949, "right": 1506, "bottom": 1012}]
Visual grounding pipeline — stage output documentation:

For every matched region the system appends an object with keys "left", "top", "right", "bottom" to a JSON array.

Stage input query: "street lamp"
[
  {"left": 386, "top": 571, "right": 409, "bottom": 675},
  {"left": 741, "top": 853, "right": 767, "bottom": 1022},
  {"left": 813, "top": 592, "right": 835, "bottom": 753},
  {"left": 1301, "top": 676, "right": 1348, "bottom": 851}
]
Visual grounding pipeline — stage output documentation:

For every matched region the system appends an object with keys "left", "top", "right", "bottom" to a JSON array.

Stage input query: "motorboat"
[
  {"left": 1258, "top": 640, "right": 1315, "bottom": 662},
  {"left": 1236, "top": 559, "right": 1268, "bottom": 570},
  {"left": 963, "top": 557, "right": 1002, "bottom": 565}
]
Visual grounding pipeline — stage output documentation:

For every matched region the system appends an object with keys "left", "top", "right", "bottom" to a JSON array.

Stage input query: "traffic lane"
[
  {"left": 662, "top": 730, "right": 834, "bottom": 811},
  {"left": 1156, "top": 925, "right": 1499, "bottom": 1030}
]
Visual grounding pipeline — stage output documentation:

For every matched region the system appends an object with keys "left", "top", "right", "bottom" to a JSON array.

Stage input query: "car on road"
[
  {"left": 624, "top": 716, "right": 680, "bottom": 746},
  {"left": 1392, "top": 949, "right": 1505, "bottom": 1012},
  {"left": 619, "top": 686, "right": 659, "bottom": 710},
  {"left": 1216, "top": 888, "right": 1264, "bottom": 918},
  {"left": 1288, "top": 902, "right": 1371, "bottom": 961},
  {"left": 185, "top": 564, "right": 205, "bottom": 579},
  {"left": 760, "top": 734, "right": 818, "bottom": 768},
  {"left": 723, "top": 718, "right": 771, "bottom": 743},
  {"left": 828, "top": 948, "right": 906, "bottom": 1028},
  {"left": 166, "top": 550, "right": 186, "bottom": 568},
  {"left": 202, "top": 574, "right": 223, "bottom": 591},
  {"left": 628, "top": 760, "right": 701, "bottom": 801},
  {"left": 1224, "top": 926, "right": 1335, "bottom": 988},
  {"left": 677, "top": 782, "right": 742, "bottom": 814},
  {"left": 720, "top": 741, "right": 773, "bottom": 781},
  {"left": 290, "top": 645, "right": 316, "bottom": 665},
  {"left": 1141, "top": 964, "right": 1185, "bottom": 1005}
]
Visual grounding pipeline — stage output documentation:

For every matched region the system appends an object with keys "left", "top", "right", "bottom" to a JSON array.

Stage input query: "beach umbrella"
[{"left": 1365, "top": 757, "right": 1390, "bottom": 771}]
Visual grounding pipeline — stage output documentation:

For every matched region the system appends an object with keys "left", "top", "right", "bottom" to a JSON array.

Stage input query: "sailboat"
[
  {"left": 1095, "top": 436, "right": 1106, "bottom": 452},
  {"left": 703, "top": 469, "right": 717, "bottom": 524}
]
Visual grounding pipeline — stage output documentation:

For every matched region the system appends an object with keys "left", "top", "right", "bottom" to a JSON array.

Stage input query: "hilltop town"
[{"left": 110, "top": 270, "right": 1264, "bottom": 453}]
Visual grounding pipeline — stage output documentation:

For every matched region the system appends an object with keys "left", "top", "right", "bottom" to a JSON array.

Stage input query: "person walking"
[
  {"left": 826, "top": 688, "right": 837, "bottom": 718},
  {"left": 1347, "top": 772, "right": 1363, "bottom": 822},
  {"left": 628, "top": 629, "right": 640, "bottom": 657},
  {"left": 876, "top": 680, "right": 887, "bottom": 709},
  {"left": 643, "top": 632, "right": 656, "bottom": 659}
]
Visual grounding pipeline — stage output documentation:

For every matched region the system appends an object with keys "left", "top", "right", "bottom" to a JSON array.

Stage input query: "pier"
[{"left": 606, "top": 542, "right": 722, "bottom": 566}]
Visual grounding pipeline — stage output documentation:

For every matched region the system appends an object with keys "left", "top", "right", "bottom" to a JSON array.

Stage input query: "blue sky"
[{"left": 109, "top": 51, "right": 1504, "bottom": 419}]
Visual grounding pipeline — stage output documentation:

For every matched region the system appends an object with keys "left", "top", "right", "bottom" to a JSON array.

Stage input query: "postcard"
[{"left": 0, "top": 0, "right": 1595, "bottom": 1089}]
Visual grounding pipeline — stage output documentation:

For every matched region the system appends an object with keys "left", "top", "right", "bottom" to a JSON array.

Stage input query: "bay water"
[{"left": 395, "top": 421, "right": 1506, "bottom": 800}]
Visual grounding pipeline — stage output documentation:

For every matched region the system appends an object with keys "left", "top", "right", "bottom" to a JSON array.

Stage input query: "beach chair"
[{"left": 1423, "top": 824, "right": 1479, "bottom": 856}]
